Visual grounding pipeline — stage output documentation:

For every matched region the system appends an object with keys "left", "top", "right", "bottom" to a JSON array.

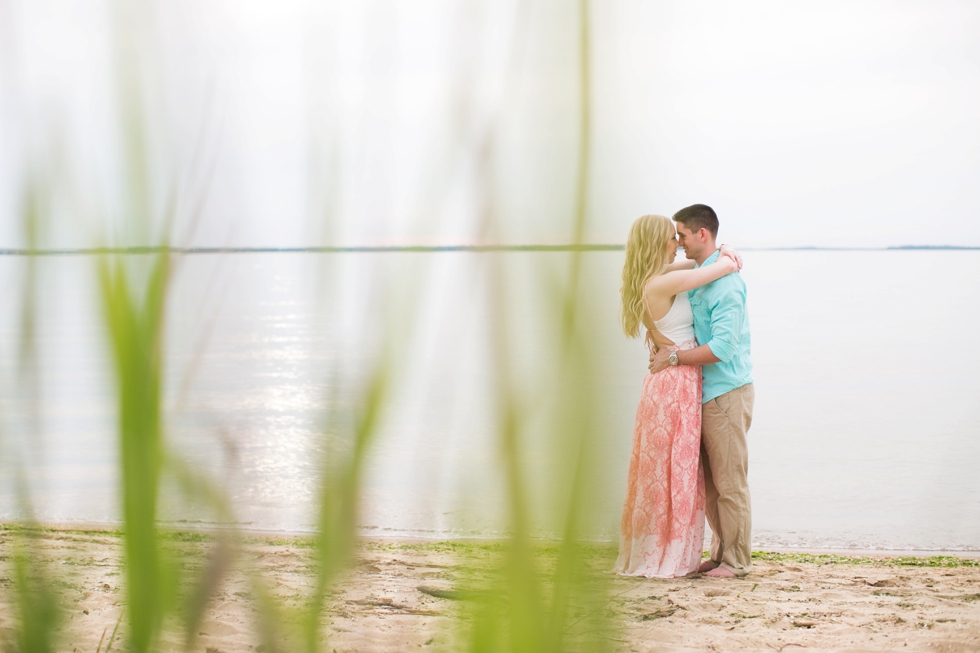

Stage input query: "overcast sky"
[{"left": 1, "top": 0, "right": 978, "bottom": 249}]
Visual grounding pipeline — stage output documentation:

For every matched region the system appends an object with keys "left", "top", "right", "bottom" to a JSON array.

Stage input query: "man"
[{"left": 648, "top": 204, "right": 755, "bottom": 578}]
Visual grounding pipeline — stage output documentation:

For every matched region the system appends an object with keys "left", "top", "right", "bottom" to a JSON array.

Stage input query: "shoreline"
[{"left": 5, "top": 521, "right": 980, "bottom": 560}]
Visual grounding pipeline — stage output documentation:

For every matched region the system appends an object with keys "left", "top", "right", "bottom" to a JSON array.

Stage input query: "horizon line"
[{"left": 0, "top": 244, "right": 977, "bottom": 256}]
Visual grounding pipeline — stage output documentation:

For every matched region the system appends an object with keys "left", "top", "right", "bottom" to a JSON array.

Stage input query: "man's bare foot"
[
  {"left": 703, "top": 566, "right": 736, "bottom": 578},
  {"left": 697, "top": 561, "right": 718, "bottom": 573}
]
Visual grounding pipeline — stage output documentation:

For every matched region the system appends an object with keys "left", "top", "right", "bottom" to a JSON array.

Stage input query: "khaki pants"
[{"left": 701, "top": 382, "right": 754, "bottom": 575}]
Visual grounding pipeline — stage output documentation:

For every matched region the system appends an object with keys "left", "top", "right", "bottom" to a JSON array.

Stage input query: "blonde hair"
[{"left": 620, "top": 214, "right": 675, "bottom": 338}]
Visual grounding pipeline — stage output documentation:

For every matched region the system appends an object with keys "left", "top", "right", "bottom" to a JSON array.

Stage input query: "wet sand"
[{"left": 1, "top": 528, "right": 979, "bottom": 652}]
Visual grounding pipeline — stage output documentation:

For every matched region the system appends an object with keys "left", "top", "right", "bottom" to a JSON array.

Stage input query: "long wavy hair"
[{"left": 620, "top": 214, "right": 675, "bottom": 338}]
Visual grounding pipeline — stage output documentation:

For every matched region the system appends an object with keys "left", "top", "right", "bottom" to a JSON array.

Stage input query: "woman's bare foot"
[
  {"left": 703, "top": 566, "right": 736, "bottom": 578},
  {"left": 697, "top": 560, "right": 718, "bottom": 573}
]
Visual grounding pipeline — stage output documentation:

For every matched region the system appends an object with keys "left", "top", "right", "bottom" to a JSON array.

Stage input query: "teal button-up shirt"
[{"left": 689, "top": 250, "right": 754, "bottom": 403}]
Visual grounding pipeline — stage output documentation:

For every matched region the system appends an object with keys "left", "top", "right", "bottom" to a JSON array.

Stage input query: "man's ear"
[{"left": 698, "top": 228, "right": 708, "bottom": 243}]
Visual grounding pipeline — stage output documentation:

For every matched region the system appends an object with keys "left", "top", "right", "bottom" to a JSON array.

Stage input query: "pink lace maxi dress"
[{"left": 614, "top": 292, "right": 706, "bottom": 578}]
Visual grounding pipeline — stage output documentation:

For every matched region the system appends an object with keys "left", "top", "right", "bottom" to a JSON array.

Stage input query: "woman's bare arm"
[
  {"left": 663, "top": 259, "right": 696, "bottom": 272},
  {"left": 648, "top": 256, "right": 738, "bottom": 297},
  {"left": 663, "top": 245, "right": 742, "bottom": 273}
]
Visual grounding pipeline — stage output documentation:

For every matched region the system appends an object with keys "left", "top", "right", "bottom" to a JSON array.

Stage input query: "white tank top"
[{"left": 650, "top": 293, "right": 695, "bottom": 344}]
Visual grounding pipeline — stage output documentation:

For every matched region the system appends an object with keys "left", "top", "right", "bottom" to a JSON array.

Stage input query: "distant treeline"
[{"left": 0, "top": 244, "right": 977, "bottom": 256}]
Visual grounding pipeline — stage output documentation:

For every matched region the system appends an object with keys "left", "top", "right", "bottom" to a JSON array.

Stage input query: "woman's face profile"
[{"left": 666, "top": 224, "right": 679, "bottom": 262}]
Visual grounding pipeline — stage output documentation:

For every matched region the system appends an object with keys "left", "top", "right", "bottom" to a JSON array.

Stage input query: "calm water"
[{"left": 1, "top": 250, "right": 978, "bottom": 551}]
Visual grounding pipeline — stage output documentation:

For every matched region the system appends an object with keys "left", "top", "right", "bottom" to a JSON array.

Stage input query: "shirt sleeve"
[{"left": 704, "top": 279, "right": 746, "bottom": 363}]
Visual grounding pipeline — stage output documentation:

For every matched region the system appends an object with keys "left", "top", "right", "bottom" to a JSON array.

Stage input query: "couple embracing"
[{"left": 614, "top": 204, "right": 754, "bottom": 579}]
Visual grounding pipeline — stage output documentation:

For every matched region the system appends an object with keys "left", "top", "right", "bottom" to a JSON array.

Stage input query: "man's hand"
[
  {"left": 648, "top": 347, "right": 673, "bottom": 375},
  {"left": 650, "top": 343, "right": 721, "bottom": 371}
]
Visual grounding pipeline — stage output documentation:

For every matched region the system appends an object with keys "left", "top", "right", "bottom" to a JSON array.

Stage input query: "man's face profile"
[{"left": 675, "top": 222, "right": 698, "bottom": 260}]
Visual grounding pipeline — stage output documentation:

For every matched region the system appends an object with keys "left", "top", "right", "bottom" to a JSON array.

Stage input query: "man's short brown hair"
[{"left": 673, "top": 204, "right": 719, "bottom": 238}]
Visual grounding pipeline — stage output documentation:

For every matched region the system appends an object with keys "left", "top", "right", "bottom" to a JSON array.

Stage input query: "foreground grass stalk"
[
  {"left": 2, "top": 175, "right": 63, "bottom": 653},
  {"left": 242, "top": 361, "right": 392, "bottom": 653},
  {"left": 302, "top": 364, "right": 390, "bottom": 653},
  {"left": 98, "top": 253, "right": 171, "bottom": 652},
  {"left": 466, "top": 1, "right": 612, "bottom": 650},
  {"left": 8, "top": 525, "right": 60, "bottom": 653}
]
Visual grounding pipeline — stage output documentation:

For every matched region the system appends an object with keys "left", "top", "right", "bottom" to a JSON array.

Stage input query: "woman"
[{"left": 614, "top": 215, "right": 740, "bottom": 578}]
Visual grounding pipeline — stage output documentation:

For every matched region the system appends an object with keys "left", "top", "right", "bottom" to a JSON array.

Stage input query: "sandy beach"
[{"left": 2, "top": 527, "right": 979, "bottom": 652}]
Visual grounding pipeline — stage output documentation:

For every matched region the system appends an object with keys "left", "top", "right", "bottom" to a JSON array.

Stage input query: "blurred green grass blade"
[
  {"left": 182, "top": 535, "right": 236, "bottom": 649},
  {"left": 302, "top": 362, "right": 390, "bottom": 652},
  {"left": 103, "top": 612, "right": 123, "bottom": 653},
  {"left": 98, "top": 252, "right": 170, "bottom": 653},
  {"left": 161, "top": 453, "right": 240, "bottom": 648},
  {"left": 461, "top": 0, "right": 616, "bottom": 649},
  {"left": 247, "top": 569, "right": 290, "bottom": 653},
  {"left": 2, "top": 171, "right": 62, "bottom": 653},
  {"left": 8, "top": 524, "right": 61, "bottom": 653}
]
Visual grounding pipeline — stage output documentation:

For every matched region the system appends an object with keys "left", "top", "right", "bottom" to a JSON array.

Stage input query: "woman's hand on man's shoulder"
[
  {"left": 716, "top": 254, "right": 739, "bottom": 274},
  {"left": 718, "top": 245, "right": 743, "bottom": 270}
]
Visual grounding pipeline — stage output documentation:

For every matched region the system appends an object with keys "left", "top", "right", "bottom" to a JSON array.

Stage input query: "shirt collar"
[{"left": 695, "top": 249, "right": 721, "bottom": 269}]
